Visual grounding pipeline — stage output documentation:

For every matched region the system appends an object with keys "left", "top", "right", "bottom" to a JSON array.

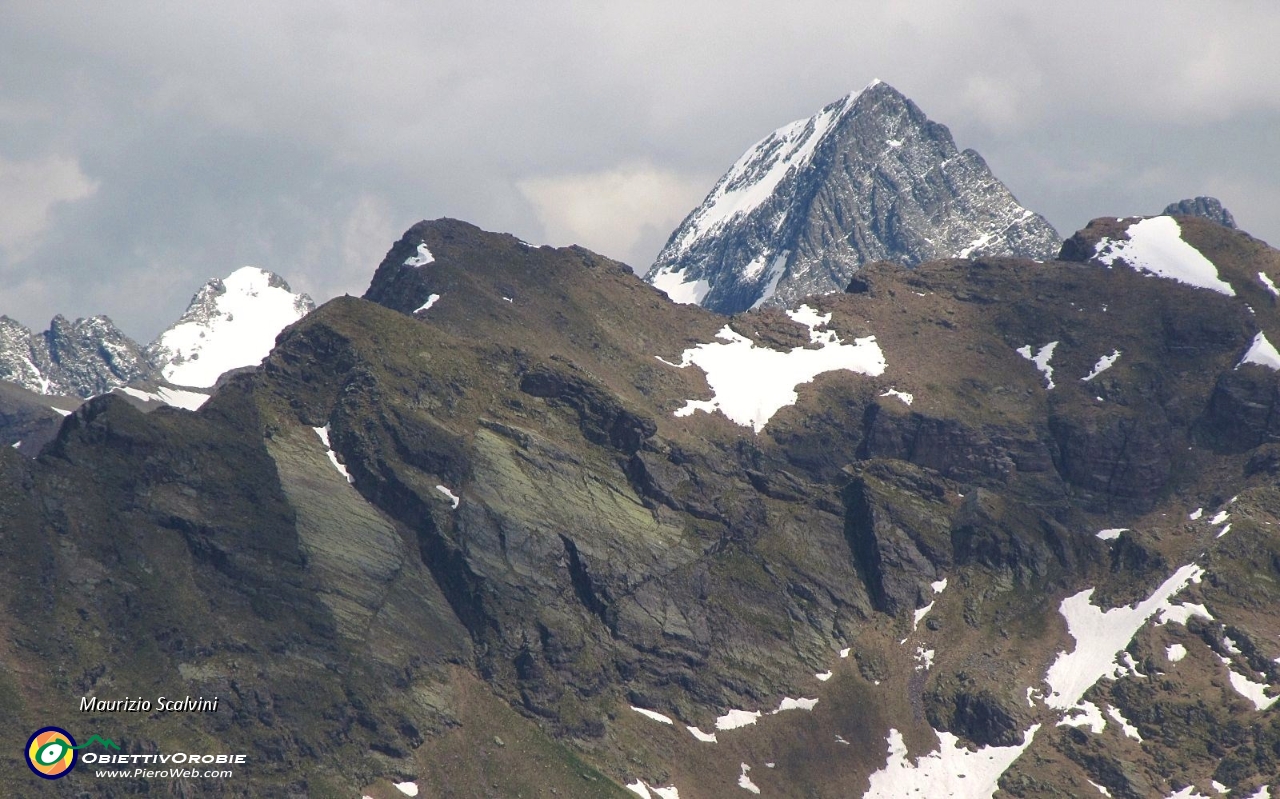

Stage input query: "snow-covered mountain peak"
[
  {"left": 646, "top": 81, "right": 1061, "bottom": 314},
  {"left": 667, "top": 81, "right": 881, "bottom": 261},
  {"left": 149, "top": 266, "right": 314, "bottom": 388}
]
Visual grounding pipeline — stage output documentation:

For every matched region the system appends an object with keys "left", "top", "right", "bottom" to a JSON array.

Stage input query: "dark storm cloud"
[{"left": 1, "top": 2, "right": 1277, "bottom": 340}]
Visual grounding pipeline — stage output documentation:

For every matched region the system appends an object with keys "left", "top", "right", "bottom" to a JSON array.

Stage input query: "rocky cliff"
[{"left": 3, "top": 216, "right": 1280, "bottom": 797}]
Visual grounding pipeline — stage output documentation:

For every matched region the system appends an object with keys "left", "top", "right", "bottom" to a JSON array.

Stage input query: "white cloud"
[
  {"left": 518, "top": 164, "right": 712, "bottom": 269},
  {"left": 1, "top": 2, "right": 1279, "bottom": 336},
  {"left": 0, "top": 154, "right": 97, "bottom": 260}
]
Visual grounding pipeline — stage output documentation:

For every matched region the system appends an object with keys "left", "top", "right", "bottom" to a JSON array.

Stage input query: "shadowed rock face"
[
  {"left": 645, "top": 81, "right": 1060, "bottom": 314},
  {"left": 5, "top": 216, "right": 1280, "bottom": 796}
]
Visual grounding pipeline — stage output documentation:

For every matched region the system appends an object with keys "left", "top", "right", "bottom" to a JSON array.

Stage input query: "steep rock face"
[
  {"left": 8, "top": 218, "right": 1280, "bottom": 796},
  {"left": 645, "top": 80, "right": 1061, "bottom": 314},
  {"left": 147, "top": 266, "right": 314, "bottom": 388},
  {"left": 1164, "top": 196, "right": 1237, "bottom": 229},
  {"left": 0, "top": 313, "right": 155, "bottom": 397}
]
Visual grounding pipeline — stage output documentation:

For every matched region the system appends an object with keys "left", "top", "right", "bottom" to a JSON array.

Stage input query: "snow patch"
[
  {"left": 913, "top": 602, "right": 934, "bottom": 631},
  {"left": 880, "top": 388, "right": 914, "bottom": 405},
  {"left": 1083, "top": 350, "right": 1121, "bottom": 382},
  {"left": 1190, "top": 507, "right": 1204, "bottom": 520},
  {"left": 1057, "top": 701, "right": 1105, "bottom": 734},
  {"left": 435, "top": 484, "right": 460, "bottom": 509},
  {"left": 650, "top": 268, "right": 712, "bottom": 306},
  {"left": 394, "top": 782, "right": 419, "bottom": 797},
  {"left": 748, "top": 252, "right": 791, "bottom": 309},
  {"left": 1043, "top": 564, "right": 1205, "bottom": 709},
  {"left": 1226, "top": 668, "right": 1279, "bottom": 711},
  {"left": 815, "top": 670, "right": 833, "bottom": 681},
  {"left": 862, "top": 725, "right": 1040, "bottom": 798},
  {"left": 1238, "top": 332, "right": 1280, "bottom": 371},
  {"left": 312, "top": 426, "right": 353, "bottom": 483},
  {"left": 1094, "top": 216, "right": 1235, "bottom": 296},
  {"left": 1156, "top": 601, "right": 1213, "bottom": 627},
  {"left": 1107, "top": 706, "right": 1142, "bottom": 740},
  {"left": 932, "top": 578, "right": 948, "bottom": 594},
  {"left": 1210, "top": 510, "right": 1230, "bottom": 525},
  {"left": 774, "top": 697, "right": 818, "bottom": 712},
  {"left": 1096, "top": 528, "right": 1127, "bottom": 541},
  {"left": 738, "top": 763, "right": 760, "bottom": 794},
  {"left": 404, "top": 242, "right": 435, "bottom": 266},
  {"left": 631, "top": 707, "right": 674, "bottom": 725},
  {"left": 627, "top": 781, "right": 681, "bottom": 799},
  {"left": 716, "top": 709, "right": 762, "bottom": 731},
  {"left": 687, "top": 726, "right": 718, "bottom": 743},
  {"left": 119, "top": 386, "right": 210, "bottom": 411},
  {"left": 1260, "top": 272, "right": 1279, "bottom": 297},
  {"left": 1016, "top": 342, "right": 1058, "bottom": 389},
  {"left": 665, "top": 309, "right": 885, "bottom": 432},
  {"left": 914, "top": 646, "right": 935, "bottom": 672},
  {"left": 414, "top": 294, "right": 440, "bottom": 313},
  {"left": 1167, "top": 643, "right": 1187, "bottom": 662}
]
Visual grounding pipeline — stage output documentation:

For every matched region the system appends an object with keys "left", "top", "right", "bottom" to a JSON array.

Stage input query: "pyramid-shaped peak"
[{"left": 646, "top": 82, "right": 1059, "bottom": 314}]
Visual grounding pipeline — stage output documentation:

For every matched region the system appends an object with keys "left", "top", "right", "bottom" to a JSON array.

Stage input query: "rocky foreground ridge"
[{"left": 3, "top": 215, "right": 1280, "bottom": 797}]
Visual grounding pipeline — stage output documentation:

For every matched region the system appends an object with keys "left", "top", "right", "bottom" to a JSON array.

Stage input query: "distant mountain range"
[{"left": 0, "top": 267, "right": 313, "bottom": 401}]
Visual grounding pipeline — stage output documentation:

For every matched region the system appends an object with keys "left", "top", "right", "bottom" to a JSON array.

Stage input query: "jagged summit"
[
  {"left": 0, "top": 312, "right": 153, "bottom": 397},
  {"left": 646, "top": 80, "right": 1061, "bottom": 313},
  {"left": 147, "top": 266, "right": 314, "bottom": 388},
  {"left": 1163, "top": 196, "right": 1237, "bottom": 229}
]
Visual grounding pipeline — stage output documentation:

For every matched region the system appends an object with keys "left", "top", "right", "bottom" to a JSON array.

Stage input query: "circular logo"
[{"left": 25, "top": 727, "right": 77, "bottom": 780}]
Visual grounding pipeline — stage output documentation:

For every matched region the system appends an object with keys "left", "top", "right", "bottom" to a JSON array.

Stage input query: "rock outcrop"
[{"left": 1164, "top": 196, "right": 1238, "bottom": 229}]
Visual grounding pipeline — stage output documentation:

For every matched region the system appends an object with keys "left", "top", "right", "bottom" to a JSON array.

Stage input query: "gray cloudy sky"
[{"left": 2, "top": 2, "right": 1278, "bottom": 340}]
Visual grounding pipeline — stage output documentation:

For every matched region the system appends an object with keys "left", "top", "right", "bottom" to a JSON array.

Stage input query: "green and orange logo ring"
[{"left": 25, "top": 727, "right": 77, "bottom": 779}]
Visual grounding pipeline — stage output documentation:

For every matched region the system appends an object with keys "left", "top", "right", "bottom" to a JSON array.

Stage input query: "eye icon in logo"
[{"left": 26, "top": 727, "right": 77, "bottom": 779}]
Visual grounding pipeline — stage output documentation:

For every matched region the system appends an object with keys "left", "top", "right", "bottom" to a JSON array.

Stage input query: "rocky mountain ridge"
[
  {"left": 0, "top": 267, "right": 312, "bottom": 402},
  {"left": 645, "top": 80, "right": 1062, "bottom": 314},
  {"left": 4, "top": 214, "right": 1280, "bottom": 797},
  {"left": 0, "top": 312, "right": 154, "bottom": 398}
]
